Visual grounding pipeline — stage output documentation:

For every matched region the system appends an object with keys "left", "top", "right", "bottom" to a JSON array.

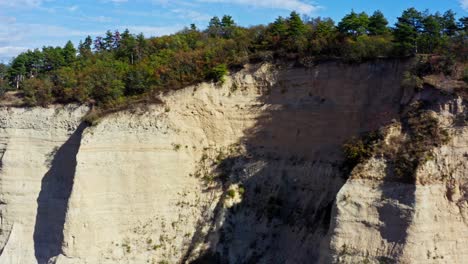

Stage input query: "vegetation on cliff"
[{"left": 0, "top": 8, "right": 466, "bottom": 108}]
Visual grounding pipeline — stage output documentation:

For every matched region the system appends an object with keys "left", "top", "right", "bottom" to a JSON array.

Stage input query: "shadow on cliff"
[
  {"left": 33, "top": 122, "right": 87, "bottom": 264},
  {"left": 187, "top": 60, "right": 412, "bottom": 264}
]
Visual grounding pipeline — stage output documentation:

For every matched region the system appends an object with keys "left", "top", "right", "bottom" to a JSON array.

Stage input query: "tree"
[
  {"left": 420, "top": 12, "right": 443, "bottom": 53},
  {"left": 441, "top": 10, "right": 458, "bottom": 36},
  {"left": 309, "top": 17, "right": 339, "bottom": 55},
  {"left": 63, "top": 41, "right": 77, "bottom": 65},
  {"left": 368, "top": 10, "right": 389, "bottom": 35},
  {"left": 78, "top": 36, "right": 93, "bottom": 57},
  {"left": 221, "top": 15, "right": 236, "bottom": 38},
  {"left": 94, "top": 36, "right": 104, "bottom": 52},
  {"left": 270, "top": 16, "right": 288, "bottom": 40},
  {"left": 53, "top": 66, "right": 78, "bottom": 102},
  {"left": 42, "top": 46, "right": 65, "bottom": 71},
  {"left": 0, "top": 63, "right": 10, "bottom": 95},
  {"left": 288, "top": 11, "right": 306, "bottom": 37},
  {"left": 207, "top": 16, "right": 222, "bottom": 37},
  {"left": 338, "top": 10, "right": 369, "bottom": 36},
  {"left": 117, "top": 29, "right": 137, "bottom": 63},
  {"left": 8, "top": 53, "right": 28, "bottom": 88},
  {"left": 136, "top": 33, "right": 147, "bottom": 61},
  {"left": 83, "top": 59, "right": 128, "bottom": 105},
  {"left": 22, "top": 78, "right": 53, "bottom": 106},
  {"left": 394, "top": 7, "right": 423, "bottom": 55},
  {"left": 125, "top": 63, "right": 151, "bottom": 95},
  {"left": 459, "top": 17, "right": 468, "bottom": 32}
]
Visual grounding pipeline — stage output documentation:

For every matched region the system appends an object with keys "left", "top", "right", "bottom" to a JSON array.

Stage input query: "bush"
[
  {"left": 207, "top": 64, "right": 228, "bottom": 83},
  {"left": 401, "top": 72, "right": 423, "bottom": 91},
  {"left": 341, "top": 35, "right": 394, "bottom": 62},
  {"left": 22, "top": 78, "right": 53, "bottom": 106},
  {"left": 227, "top": 188, "right": 236, "bottom": 198},
  {"left": 394, "top": 110, "right": 450, "bottom": 181},
  {"left": 342, "top": 131, "right": 382, "bottom": 171}
]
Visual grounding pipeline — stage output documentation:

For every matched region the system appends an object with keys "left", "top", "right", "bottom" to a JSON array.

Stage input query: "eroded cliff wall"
[
  {"left": 0, "top": 106, "right": 88, "bottom": 264},
  {"left": 1, "top": 60, "right": 465, "bottom": 264}
]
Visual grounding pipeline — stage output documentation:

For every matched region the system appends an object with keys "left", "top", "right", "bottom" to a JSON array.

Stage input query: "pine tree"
[
  {"left": 78, "top": 36, "right": 93, "bottom": 57},
  {"left": 63, "top": 41, "right": 77, "bottom": 65},
  {"left": 394, "top": 8, "right": 423, "bottom": 54},
  {"left": 207, "top": 16, "right": 222, "bottom": 37},
  {"left": 368, "top": 10, "right": 389, "bottom": 35},
  {"left": 441, "top": 10, "right": 458, "bottom": 36},
  {"left": 338, "top": 10, "right": 369, "bottom": 36},
  {"left": 288, "top": 11, "right": 306, "bottom": 37}
]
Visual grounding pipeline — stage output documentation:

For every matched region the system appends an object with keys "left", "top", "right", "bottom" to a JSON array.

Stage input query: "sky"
[{"left": 0, "top": 0, "right": 467, "bottom": 62}]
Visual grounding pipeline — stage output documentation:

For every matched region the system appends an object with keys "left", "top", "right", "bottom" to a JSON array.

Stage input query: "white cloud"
[
  {"left": 461, "top": 0, "right": 468, "bottom": 11},
  {"left": 0, "top": 46, "right": 29, "bottom": 61},
  {"left": 197, "top": 0, "right": 319, "bottom": 13},
  {"left": 0, "top": 0, "right": 45, "bottom": 8},
  {"left": 80, "top": 16, "right": 113, "bottom": 23},
  {"left": 0, "top": 21, "right": 101, "bottom": 61},
  {"left": 68, "top": 5, "right": 79, "bottom": 12},
  {"left": 122, "top": 25, "right": 183, "bottom": 37},
  {"left": 171, "top": 9, "right": 211, "bottom": 21},
  {"left": 102, "top": 0, "right": 128, "bottom": 3}
]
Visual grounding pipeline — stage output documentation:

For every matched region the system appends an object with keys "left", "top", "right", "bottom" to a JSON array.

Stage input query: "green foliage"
[
  {"left": 338, "top": 10, "right": 370, "bottom": 36},
  {"left": 368, "top": 10, "right": 389, "bottom": 35},
  {"left": 2, "top": 8, "right": 465, "bottom": 110},
  {"left": 342, "top": 131, "right": 382, "bottom": 171},
  {"left": 208, "top": 64, "right": 228, "bottom": 83},
  {"left": 394, "top": 8, "right": 423, "bottom": 55},
  {"left": 394, "top": 110, "right": 450, "bottom": 181},
  {"left": 227, "top": 189, "right": 236, "bottom": 199},
  {"left": 401, "top": 72, "right": 423, "bottom": 91},
  {"left": 342, "top": 35, "right": 393, "bottom": 62},
  {"left": 22, "top": 78, "right": 53, "bottom": 106}
]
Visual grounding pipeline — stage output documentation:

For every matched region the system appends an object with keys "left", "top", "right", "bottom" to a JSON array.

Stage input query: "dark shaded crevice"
[
  {"left": 33, "top": 122, "right": 87, "bottom": 264},
  {"left": 189, "top": 60, "right": 408, "bottom": 264}
]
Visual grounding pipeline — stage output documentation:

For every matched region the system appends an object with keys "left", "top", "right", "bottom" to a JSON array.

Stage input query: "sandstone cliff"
[{"left": 0, "top": 60, "right": 466, "bottom": 264}]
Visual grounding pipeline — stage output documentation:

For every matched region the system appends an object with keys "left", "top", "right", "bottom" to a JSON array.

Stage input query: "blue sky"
[{"left": 0, "top": 0, "right": 467, "bottom": 62}]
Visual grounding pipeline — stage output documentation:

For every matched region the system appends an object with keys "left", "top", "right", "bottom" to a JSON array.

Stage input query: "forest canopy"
[{"left": 0, "top": 8, "right": 466, "bottom": 107}]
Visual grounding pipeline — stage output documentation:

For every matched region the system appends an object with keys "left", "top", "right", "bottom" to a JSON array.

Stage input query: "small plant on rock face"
[
  {"left": 207, "top": 64, "right": 228, "bottom": 84},
  {"left": 238, "top": 186, "right": 245, "bottom": 196},
  {"left": 342, "top": 131, "right": 382, "bottom": 172},
  {"left": 227, "top": 189, "right": 236, "bottom": 198},
  {"left": 172, "top": 143, "right": 181, "bottom": 151}
]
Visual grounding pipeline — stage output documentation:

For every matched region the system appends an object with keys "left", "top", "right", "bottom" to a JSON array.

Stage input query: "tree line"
[{"left": 0, "top": 8, "right": 466, "bottom": 107}]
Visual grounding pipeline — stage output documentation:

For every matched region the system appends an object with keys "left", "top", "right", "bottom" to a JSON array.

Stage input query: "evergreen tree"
[
  {"left": 459, "top": 17, "right": 468, "bottom": 31},
  {"left": 136, "top": 33, "right": 146, "bottom": 61},
  {"left": 104, "top": 30, "right": 114, "bottom": 50},
  {"left": 221, "top": 15, "right": 236, "bottom": 38},
  {"left": 288, "top": 11, "right": 306, "bottom": 37},
  {"left": 368, "top": 10, "right": 389, "bottom": 35},
  {"left": 63, "top": 41, "right": 77, "bottom": 65},
  {"left": 271, "top": 16, "right": 288, "bottom": 38},
  {"left": 78, "top": 36, "right": 93, "bottom": 57},
  {"left": 441, "top": 10, "right": 458, "bottom": 36},
  {"left": 42, "top": 46, "right": 65, "bottom": 71},
  {"left": 118, "top": 29, "right": 137, "bottom": 64},
  {"left": 207, "top": 16, "right": 222, "bottom": 37},
  {"left": 338, "top": 10, "right": 369, "bottom": 36},
  {"left": 394, "top": 7, "right": 423, "bottom": 54},
  {"left": 420, "top": 13, "right": 443, "bottom": 53}
]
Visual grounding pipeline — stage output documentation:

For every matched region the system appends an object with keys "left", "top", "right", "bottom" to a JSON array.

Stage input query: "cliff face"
[
  {"left": 323, "top": 92, "right": 468, "bottom": 264},
  {"left": 0, "top": 61, "right": 466, "bottom": 264},
  {"left": 0, "top": 106, "right": 88, "bottom": 264}
]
